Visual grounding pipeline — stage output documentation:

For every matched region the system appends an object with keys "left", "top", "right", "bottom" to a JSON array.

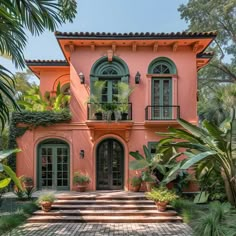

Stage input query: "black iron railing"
[
  {"left": 87, "top": 103, "right": 132, "bottom": 121},
  {"left": 145, "top": 105, "right": 180, "bottom": 120}
]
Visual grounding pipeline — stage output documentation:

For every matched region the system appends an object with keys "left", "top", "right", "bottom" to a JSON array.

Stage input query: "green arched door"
[
  {"left": 96, "top": 139, "right": 124, "bottom": 190},
  {"left": 38, "top": 140, "right": 70, "bottom": 190}
]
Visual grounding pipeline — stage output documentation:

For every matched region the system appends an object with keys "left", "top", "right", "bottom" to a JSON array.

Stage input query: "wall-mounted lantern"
[
  {"left": 80, "top": 150, "right": 85, "bottom": 159},
  {"left": 79, "top": 72, "right": 85, "bottom": 84},
  {"left": 135, "top": 71, "right": 141, "bottom": 84}
]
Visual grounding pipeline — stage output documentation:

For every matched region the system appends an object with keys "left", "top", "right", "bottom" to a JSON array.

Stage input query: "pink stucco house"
[{"left": 16, "top": 31, "right": 216, "bottom": 191}]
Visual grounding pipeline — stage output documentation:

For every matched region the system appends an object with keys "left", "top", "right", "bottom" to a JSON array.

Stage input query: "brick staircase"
[{"left": 28, "top": 191, "right": 182, "bottom": 223}]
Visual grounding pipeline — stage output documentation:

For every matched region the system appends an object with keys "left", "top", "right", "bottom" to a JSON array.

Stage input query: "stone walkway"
[{"left": 5, "top": 223, "right": 192, "bottom": 236}]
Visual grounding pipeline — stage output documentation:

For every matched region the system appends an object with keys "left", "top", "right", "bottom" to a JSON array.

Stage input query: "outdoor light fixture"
[
  {"left": 79, "top": 72, "right": 85, "bottom": 84},
  {"left": 135, "top": 71, "right": 141, "bottom": 84},
  {"left": 80, "top": 150, "right": 85, "bottom": 159}
]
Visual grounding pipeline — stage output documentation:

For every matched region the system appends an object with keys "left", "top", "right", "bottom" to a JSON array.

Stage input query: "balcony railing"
[
  {"left": 87, "top": 103, "right": 132, "bottom": 121},
  {"left": 145, "top": 105, "right": 180, "bottom": 120}
]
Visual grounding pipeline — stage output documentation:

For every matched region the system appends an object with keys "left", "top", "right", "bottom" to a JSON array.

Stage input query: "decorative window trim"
[
  {"left": 90, "top": 56, "right": 129, "bottom": 77},
  {"left": 148, "top": 57, "right": 177, "bottom": 75},
  {"left": 146, "top": 74, "right": 177, "bottom": 78}
]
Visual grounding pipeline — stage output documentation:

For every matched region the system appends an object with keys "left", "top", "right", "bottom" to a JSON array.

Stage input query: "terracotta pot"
[
  {"left": 95, "top": 112, "right": 103, "bottom": 120},
  {"left": 130, "top": 184, "right": 141, "bottom": 192},
  {"left": 77, "top": 184, "right": 87, "bottom": 192},
  {"left": 41, "top": 201, "right": 52, "bottom": 212},
  {"left": 145, "top": 182, "right": 155, "bottom": 192},
  {"left": 156, "top": 201, "right": 168, "bottom": 212}
]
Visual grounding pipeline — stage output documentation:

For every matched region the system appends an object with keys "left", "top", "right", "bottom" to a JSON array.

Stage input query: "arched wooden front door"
[
  {"left": 38, "top": 139, "right": 70, "bottom": 190},
  {"left": 96, "top": 139, "right": 124, "bottom": 190}
]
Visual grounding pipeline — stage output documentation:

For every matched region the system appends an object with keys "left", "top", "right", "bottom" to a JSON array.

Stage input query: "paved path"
[{"left": 6, "top": 223, "right": 192, "bottom": 236}]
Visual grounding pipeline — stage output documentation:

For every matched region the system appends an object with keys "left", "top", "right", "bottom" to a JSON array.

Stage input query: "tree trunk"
[{"left": 221, "top": 170, "right": 236, "bottom": 206}]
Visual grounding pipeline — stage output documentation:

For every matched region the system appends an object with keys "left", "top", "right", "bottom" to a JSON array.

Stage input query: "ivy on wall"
[{"left": 8, "top": 109, "right": 71, "bottom": 171}]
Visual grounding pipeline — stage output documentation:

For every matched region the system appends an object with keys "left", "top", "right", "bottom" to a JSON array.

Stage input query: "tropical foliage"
[
  {"left": 0, "top": 149, "right": 22, "bottom": 190},
  {"left": 0, "top": 0, "right": 77, "bottom": 129},
  {"left": 129, "top": 145, "right": 181, "bottom": 184},
  {"left": 18, "top": 83, "right": 70, "bottom": 111},
  {"left": 193, "top": 201, "right": 236, "bottom": 236},
  {"left": 198, "top": 83, "right": 236, "bottom": 126},
  {"left": 157, "top": 118, "right": 236, "bottom": 206}
]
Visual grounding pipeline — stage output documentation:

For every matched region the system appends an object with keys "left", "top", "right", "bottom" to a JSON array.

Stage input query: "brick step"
[
  {"left": 56, "top": 195, "right": 146, "bottom": 201},
  {"left": 27, "top": 215, "right": 182, "bottom": 223},
  {"left": 34, "top": 209, "right": 178, "bottom": 217},
  {"left": 52, "top": 204, "right": 158, "bottom": 210},
  {"left": 54, "top": 199, "right": 153, "bottom": 205}
]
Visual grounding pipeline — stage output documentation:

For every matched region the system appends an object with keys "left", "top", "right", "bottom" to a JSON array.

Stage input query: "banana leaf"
[
  {"left": 0, "top": 178, "right": 11, "bottom": 189},
  {"left": 3, "top": 164, "right": 23, "bottom": 191},
  {"left": 129, "top": 151, "right": 145, "bottom": 160},
  {"left": 177, "top": 118, "right": 209, "bottom": 139},
  {"left": 129, "top": 159, "right": 149, "bottom": 170},
  {"left": 0, "top": 149, "right": 20, "bottom": 161},
  {"left": 181, "top": 151, "right": 217, "bottom": 170}
]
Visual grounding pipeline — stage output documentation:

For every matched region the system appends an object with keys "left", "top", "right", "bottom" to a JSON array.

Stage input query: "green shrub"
[
  {"left": 0, "top": 212, "right": 26, "bottom": 234},
  {"left": 171, "top": 199, "right": 199, "bottom": 224},
  {"left": 192, "top": 201, "right": 236, "bottom": 236},
  {"left": 146, "top": 187, "right": 178, "bottom": 202},
  {"left": 0, "top": 199, "right": 38, "bottom": 234},
  {"left": 21, "top": 201, "right": 38, "bottom": 215}
]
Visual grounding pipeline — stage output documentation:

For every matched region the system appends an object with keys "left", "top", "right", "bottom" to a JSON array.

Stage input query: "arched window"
[
  {"left": 148, "top": 57, "right": 177, "bottom": 119},
  {"left": 148, "top": 57, "right": 176, "bottom": 74},
  {"left": 90, "top": 56, "right": 129, "bottom": 103}
]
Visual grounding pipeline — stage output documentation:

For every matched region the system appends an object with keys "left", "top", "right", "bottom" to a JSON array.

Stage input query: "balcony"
[
  {"left": 144, "top": 105, "right": 180, "bottom": 127},
  {"left": 87, "top": 102, "right": 132, "bottom": 121},
  {"left": 86, "top": 103, "right": 133, "bottom": 134}
]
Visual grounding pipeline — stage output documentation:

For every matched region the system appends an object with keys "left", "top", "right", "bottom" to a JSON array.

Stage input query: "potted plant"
[
  {"left": 19, "top": 175, "right": 33, "bottom": 188},
  {"left": 146, "top": 187, "right": 178, "bottom": 212},
  {"left": 129, "top": 146, "right": 160, "bottom": 192},
  {"left": 129, "top": 176, "right": 142, "bottom": 192},
  {"left": 73, "top": 171, "right": 91, "bottom": 192},
  {"left": 87, "top": 81, "right": 106, "bottom": 120},
  {"left": 37, "top": 193, "right": 56, "bottom": 212},
  {"left": 116, "top": 82, "right": 135, "bottom": 120}
]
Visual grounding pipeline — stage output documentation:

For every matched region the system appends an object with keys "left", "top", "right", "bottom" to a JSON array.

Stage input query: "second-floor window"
[
  {"left": 148, "top": 57, "right": 176, "bottom": 120},
  {"left": 90, "top": 57, "right": 129, "bottom": 104}
]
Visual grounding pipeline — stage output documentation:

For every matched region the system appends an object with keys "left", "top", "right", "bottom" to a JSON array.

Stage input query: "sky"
[{"left": 0, "top": 0, "right": 189, "bottom": 80}]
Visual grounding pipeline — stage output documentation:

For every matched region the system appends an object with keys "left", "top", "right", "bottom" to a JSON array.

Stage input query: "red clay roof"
[
  {"left": 55, "top": 31, "right": 217, "bottom": 39},
  {"left": 25, "top": 60, "right": 69, "bottom": 66},
  {"left": 197, "top": 52, "right": 214, "bottom": 58}
]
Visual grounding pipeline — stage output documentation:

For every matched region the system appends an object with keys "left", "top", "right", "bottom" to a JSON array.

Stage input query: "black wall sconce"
[
  {"left": 135, "top": 71, "right": 141, "bottom": 84},
  {"left": 79, "top": 72, "right": 85, "bottom": 84},
  {"left": 80, "top": 150, "right": 85, "bottom": 159}
]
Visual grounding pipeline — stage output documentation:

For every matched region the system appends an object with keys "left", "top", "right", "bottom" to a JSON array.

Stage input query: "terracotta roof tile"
[
  {"left": 25, "top": 60, "right": 69, "bottom": 66},
  {"left": 197, "top": 52, "right": 214, "bottom": 58},
  {"left": 55, "top": 31, "right": 217, "bottom": 39}
]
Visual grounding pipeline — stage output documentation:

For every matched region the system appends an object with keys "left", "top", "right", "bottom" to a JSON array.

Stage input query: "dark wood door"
[{"left": 96, "top": 139, "right": 124, "bottom": 190}]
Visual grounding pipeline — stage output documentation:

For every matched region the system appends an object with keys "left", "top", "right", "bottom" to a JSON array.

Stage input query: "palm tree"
[{"left": 0, "top": 0, "right": 77, "bottom": 129}]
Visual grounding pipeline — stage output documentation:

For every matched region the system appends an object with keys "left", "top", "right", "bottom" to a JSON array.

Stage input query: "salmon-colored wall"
[{"left": 17, "top": 43, "right": 200, "bottom": 191}]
